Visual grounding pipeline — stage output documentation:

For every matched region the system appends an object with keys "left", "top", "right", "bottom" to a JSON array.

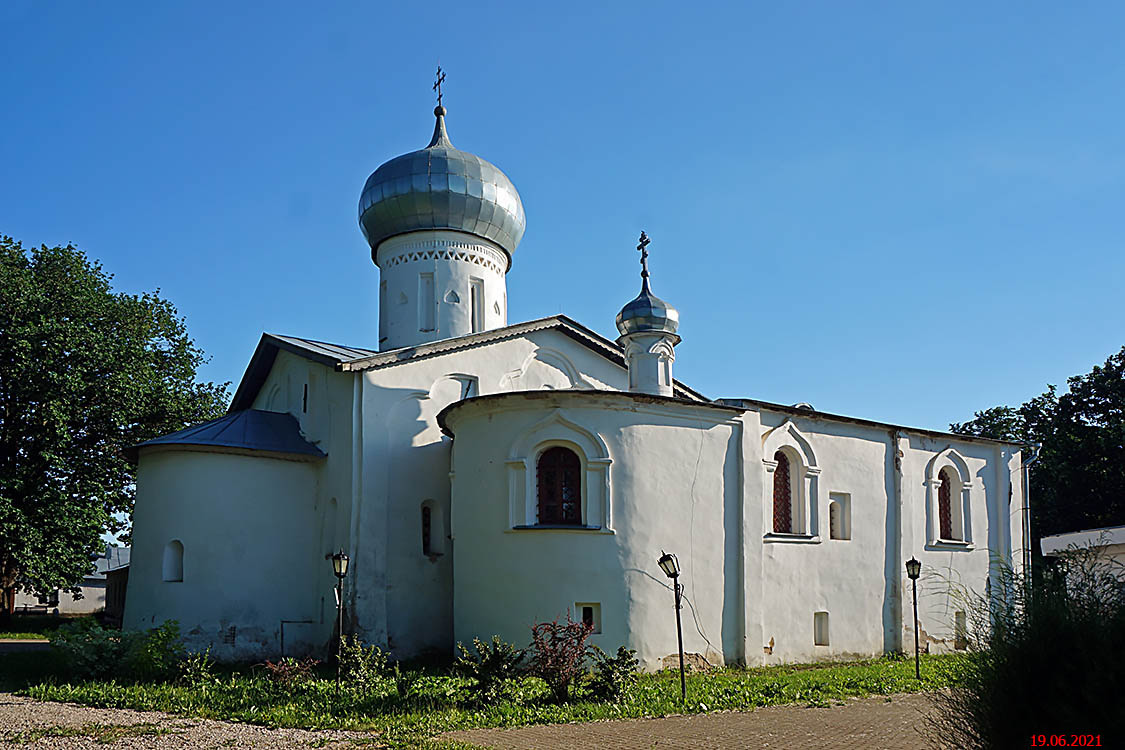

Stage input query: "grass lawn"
[
  {"left": 0, "top": 614, "right": 91, "bottom": 640},
  {"left": 2, "top": 652, "right": 965, "bottom": 750}
]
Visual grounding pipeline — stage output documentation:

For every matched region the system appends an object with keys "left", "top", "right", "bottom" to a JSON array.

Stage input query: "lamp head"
[
  {"left": 657, "top": 551, "right": 680, "bottom": 579},
  {"left": 331, "top": 549, "right": 350, "bottom": 579},
  {"left": 906, "top": 556, "right": 921, "bottom": 580}
]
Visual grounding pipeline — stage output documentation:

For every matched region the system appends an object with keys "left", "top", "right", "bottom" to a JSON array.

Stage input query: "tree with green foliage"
[
  {"left": 951, "top": 346, "right": 1125, "bottom": 541},
  {"left": 0, "top": 236, "right": 228, "bottom": 616}
]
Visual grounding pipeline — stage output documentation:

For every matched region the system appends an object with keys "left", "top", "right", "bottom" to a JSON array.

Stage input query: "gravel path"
[{"left": 0, "top": 694, "right": 380, "bottom": 749}]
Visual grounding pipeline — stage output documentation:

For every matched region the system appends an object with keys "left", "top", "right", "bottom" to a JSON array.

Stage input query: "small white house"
[
  {"left": 1041, "top": 525, "right": 1125, "bottom": 571},
  {"left": 15, "top": 545, "right": 130, "bottom": 616},
  {"left": 123, "top": 100, "right": 1031, "bottom": 667}
]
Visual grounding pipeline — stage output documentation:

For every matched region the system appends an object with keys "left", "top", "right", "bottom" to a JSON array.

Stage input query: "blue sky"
[{"left": 2, "top": 1, "right": 1122, "bottom": 432}]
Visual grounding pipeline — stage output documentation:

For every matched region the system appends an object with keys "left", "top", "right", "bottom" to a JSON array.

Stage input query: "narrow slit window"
[
  {"left": 829, "top": 492, "right": 851, "bottom": 540},
  {"left": 470, "top": 278, "right": 484, "bottom": 333},
  {"left": 419, "top": 273, "right": 435, "bottom": 331},
  {"left": 814, "top": 611, "right": 829, "bottom": 646},
  {"left": 163, "top": 540, "right": 184, "bottom": 582},
  {"left": 421, "top": 505, "right": 432, "bottom": 555},
  {"left": 954, "top": 611, "right": 968, "bottom": 650}
]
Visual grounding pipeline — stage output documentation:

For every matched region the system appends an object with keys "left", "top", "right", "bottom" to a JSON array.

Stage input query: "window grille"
[
  {"left": 537, "top": 447, "right": 581, "bottom": 525},
  {"left": 938, "top": 468, "right": 954, "bottom": 540},
  {"left": 773, "top": 451, "right": 792, "bottom": 533}
]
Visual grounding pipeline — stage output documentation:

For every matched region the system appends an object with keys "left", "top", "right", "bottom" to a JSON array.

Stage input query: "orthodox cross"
[
  {"left": 637, "top": 231, "right": 651, "bottom": 279},
  {"left": 433, "top": 66, "right": 446, "bottom": 107}
]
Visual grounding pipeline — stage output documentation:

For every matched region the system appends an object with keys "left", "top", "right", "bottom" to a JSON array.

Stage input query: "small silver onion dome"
[
  {"left": 358, "top": 106, "right": 526, "bottom": 267},
  {"left": 617, "top": 231, "right": 679, "bottom": 336},
  {"left": 616, "top": 275, "right": 680, "bottom": 336}
]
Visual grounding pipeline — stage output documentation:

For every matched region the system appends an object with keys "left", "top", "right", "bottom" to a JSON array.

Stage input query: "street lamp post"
[
  {"left": 328, "top": 549, "right": 350, "bottom": 693},
  {"left": 657, "top": 551, "right": 686, "bottom": 704},
  {"left": 906, "top": 556, "right": 922, "bottom": 680}
]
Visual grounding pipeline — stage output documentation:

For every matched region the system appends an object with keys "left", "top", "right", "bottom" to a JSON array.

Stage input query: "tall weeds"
[{"left": 928, "top": 547, "right": 1124, "bottom": 748}]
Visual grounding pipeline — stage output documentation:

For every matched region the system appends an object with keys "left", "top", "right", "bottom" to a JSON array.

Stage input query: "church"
[{"left": 123, "top": 90, "right": 1030, "bottom": 669}]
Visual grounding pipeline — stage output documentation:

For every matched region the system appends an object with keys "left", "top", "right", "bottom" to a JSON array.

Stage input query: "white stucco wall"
[
  {"left": 444, "top": 391, "right": 1023, "bottom": 669},
  {"left": 124, "top": 450, "right": 327, "bottom": 659},
  {"left": 349, "top": 327, "right": 631, "bottom": 659}
]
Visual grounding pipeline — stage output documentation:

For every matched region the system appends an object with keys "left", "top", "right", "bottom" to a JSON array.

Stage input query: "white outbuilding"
[{"left": 124, "top": 101, "right": 1031, "bottom": 667}]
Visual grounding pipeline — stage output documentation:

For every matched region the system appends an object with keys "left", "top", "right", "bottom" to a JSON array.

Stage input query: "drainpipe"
[{"left": 1021, "top": 444, "right": 1042, "bottom": 582}]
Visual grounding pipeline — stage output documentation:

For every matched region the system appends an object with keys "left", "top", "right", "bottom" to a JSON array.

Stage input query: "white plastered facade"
[{"left": 126, "top": 325, "right": 1027, "bottom": 665}]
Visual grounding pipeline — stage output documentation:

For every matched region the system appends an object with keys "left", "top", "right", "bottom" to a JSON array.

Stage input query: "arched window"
[
  {"left": 537, "top": 446, "right": 581, "bottom": 525},
  {"left": 938, "top": 468, "right": 954, "bottom": 540},
  {"left": 773, "top": 450, "right": 792, "bottom": 533},
  {"left": 162, "top": 540, "right": 184, "bottom": 582}
]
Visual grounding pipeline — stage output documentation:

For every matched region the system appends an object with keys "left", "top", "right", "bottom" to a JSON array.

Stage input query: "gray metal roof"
[
  {"left": 358, "top": 106, "right": 526, "bottom": 263},
  {"left": 267, "top": 334, "right": 379, "bottom": 363},
  {"left": 128, "top": 409, "right": 325, "bottom": 462}
]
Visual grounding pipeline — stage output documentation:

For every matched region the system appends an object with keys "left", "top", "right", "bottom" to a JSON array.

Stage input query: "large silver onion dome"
[{"left": 358, "top": 106, "right": 526, "bottom": 266}]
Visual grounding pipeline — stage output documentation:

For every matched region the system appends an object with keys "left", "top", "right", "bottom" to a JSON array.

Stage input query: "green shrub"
[
  {"left": 178, "top": 647, "right": 217, "bottom": 688},
  {"left": 453, "top": 636, "right": 526, "bottom": 702},
  {"left": 589, "top": 644, "right": 640, "bottom": 701},
  {"left": 124, "top": 620, "right": 185, "bottom": 681},
  {"left": 49, "top": 618, "right": 187, "bottom": 682},
  {"left": 261, "top": 657, "right": 320, "bottom": 687},
  {"left": 338, "top": 635, "right": 389, "bottom": 695},
  {"left": 529, "top": 613, "right": 594, "bottom": 703},
  {"left": 49, "top": 618, "right": 127, "bottom": 680},
  {"left": 928, "top": 549, "right": 1125, "bottom": 748}
]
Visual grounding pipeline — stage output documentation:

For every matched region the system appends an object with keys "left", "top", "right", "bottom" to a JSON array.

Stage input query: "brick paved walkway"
[{"left": 446, "top": 693, "right": 939, "bottom": 750}]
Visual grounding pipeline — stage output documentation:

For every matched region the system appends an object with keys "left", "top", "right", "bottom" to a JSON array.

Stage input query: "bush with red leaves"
[{"left": 528, "top": 612, "right": 594, "bottom": 703}]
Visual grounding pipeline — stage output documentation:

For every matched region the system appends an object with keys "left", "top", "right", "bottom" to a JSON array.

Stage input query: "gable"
[{"left": 229, "top": 316, "right": 707, "bottom": 411}]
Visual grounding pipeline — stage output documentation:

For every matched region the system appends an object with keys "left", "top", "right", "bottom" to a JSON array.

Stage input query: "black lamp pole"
[
  {"left": 658, "top": 551, "right": 687, "bottom": 704},
  {"left": 328, "top": 550, "right": 350, "bottom": 694},
  {"left": 906, "top": 556, "right": 922, "bottom": 680}
]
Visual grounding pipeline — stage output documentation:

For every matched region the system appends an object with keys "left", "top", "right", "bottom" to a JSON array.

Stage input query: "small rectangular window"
[
  {"left": 302, "top": 384, "right": 308, "bottom": 413},
  {"left": 419, "top": 273, "right": 435, "bottom": 331},
  {"left": 814, "top": 611, "right": 830, "bottom": 646},
  {"left": 576, "top": 602, "right": 601, "bottom": 634},
  {"left": 470, "top": 278, "right": 484, "bottom": 333}
]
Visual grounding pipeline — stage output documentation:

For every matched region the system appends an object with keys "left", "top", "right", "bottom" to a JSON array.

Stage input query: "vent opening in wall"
[
  {"left": 829, "top": 492, "right": 851, "bottom": 540},
  {"left": 813, "top": 611, "right": 829, "bottom": 646},
  {"left": 576, "top": 602, "right": 601, "bottom": 634}
]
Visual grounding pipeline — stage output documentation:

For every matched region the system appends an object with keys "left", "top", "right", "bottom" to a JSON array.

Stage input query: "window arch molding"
[
  {"left": 506, "top": 409, "right": 612, "bottom": 531},
  {"left": 925, "top": 447, "right": 974, "bottom": 547},
  {"left": 762, "top": 420, "right": 821, "bottom": 540}
]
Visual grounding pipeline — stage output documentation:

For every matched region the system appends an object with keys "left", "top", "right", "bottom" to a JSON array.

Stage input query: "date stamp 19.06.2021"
[{"left": 1030, "top": 736, "right": 1102, "bottom": 747}]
